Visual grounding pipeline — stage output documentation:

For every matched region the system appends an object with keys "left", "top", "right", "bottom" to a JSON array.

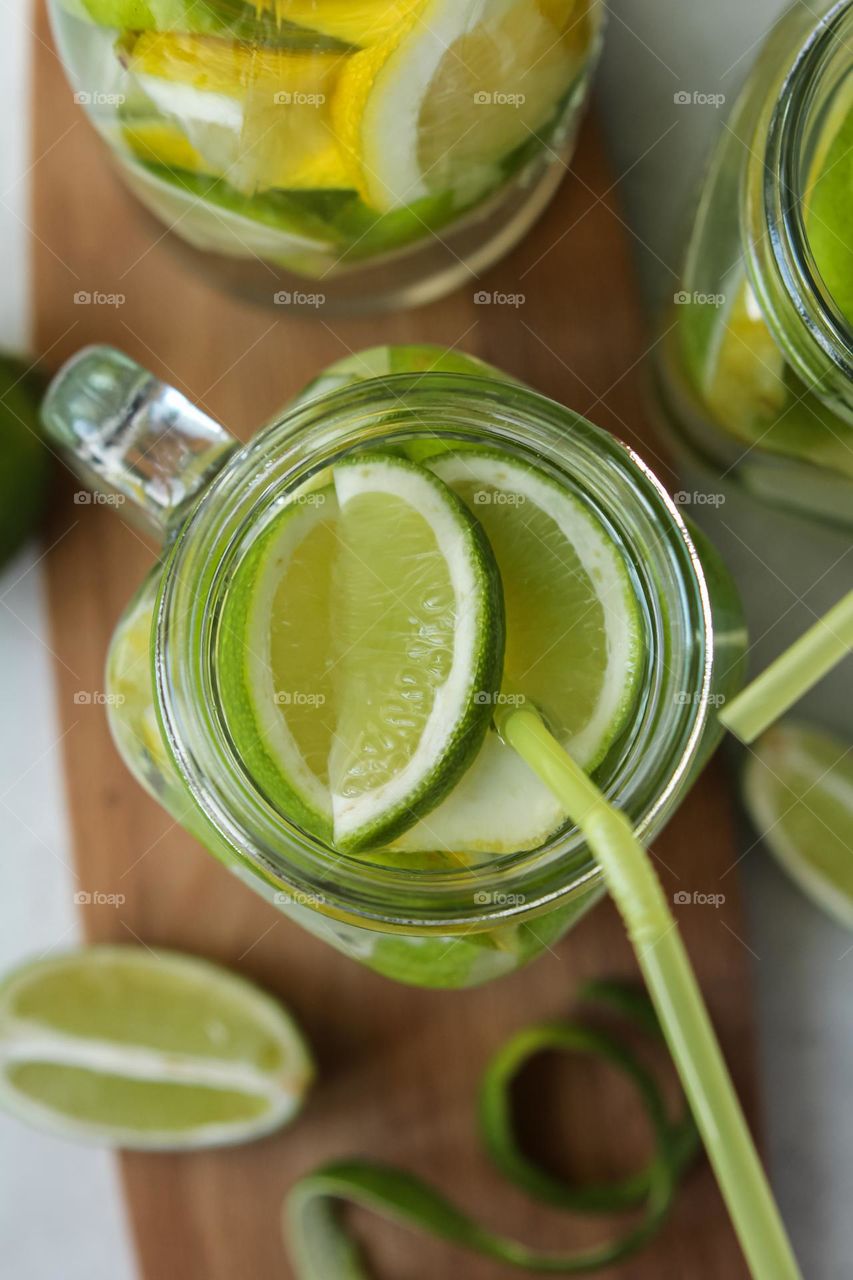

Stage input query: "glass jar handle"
[{"left": 42, "top": 346, "right": 236, "bottom": 545}]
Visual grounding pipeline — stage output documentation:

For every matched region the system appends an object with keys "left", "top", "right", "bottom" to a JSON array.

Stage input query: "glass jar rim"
[
  {"left": 154, "top": 372, "right": 715, "bottom": 933},
  {"left": 763, "top": 0, "right": 853, "bottom": 380}
]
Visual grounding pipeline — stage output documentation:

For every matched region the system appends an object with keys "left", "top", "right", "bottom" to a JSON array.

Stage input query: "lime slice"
[
  {"left": 0, "top": 356, "right": 49, "bottom": 570},
  {"left": 330, "top": 454, "right": 504, "bottom": 851},
  {"left": 743, "top": 722, "right": 853, "bottom": 930},
  {"left": 219, "top": 485, "right": 340, "bottom": 841},
  {"left": 395, "top": 449, "right": 643, "bottom": 855},
  {"left": 0, "top": 946, "right": 314, "bottom": 1149},
  {"left": 124, "top": 35, "right": 354, "bottom": 194},
  {"left": 331, "top": 0, "right": 586, "bottom": 211}
]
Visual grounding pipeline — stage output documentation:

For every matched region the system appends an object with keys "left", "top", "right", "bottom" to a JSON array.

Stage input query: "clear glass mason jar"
[
  {"left": 48, "top": 1, "right": 604, "bottom": 311},
  {"left": 653, "top": 0, "right": 853, "bottom": 736},
  {"left": 42, "top": 344, "right": 745, "bottom": 989}
]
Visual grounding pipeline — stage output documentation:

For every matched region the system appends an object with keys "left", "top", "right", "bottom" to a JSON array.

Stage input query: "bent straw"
[
  {"left": 496, "top": 704, "right": 802, "bottom": 1280},
  {"left": 720, "top": 589, "right": 853, "bottom": 743}
]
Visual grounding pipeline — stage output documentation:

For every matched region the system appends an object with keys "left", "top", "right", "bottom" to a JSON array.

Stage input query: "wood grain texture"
[{"left": 32, "top": 3, "right": 757, "bottom": 1275}]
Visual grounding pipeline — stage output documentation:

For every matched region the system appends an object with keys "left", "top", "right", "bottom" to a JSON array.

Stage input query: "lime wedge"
[
  {"left": 331, "top": 0, "right": 587, "bottom": 210},
  {"left": 395, "top": 449, "right": 643, "bottom": 855},
  {"left": 743, "top": 722, "right": 853, "bottom": 930},
  {"left": 219, "top": 485, "right": 340, "bottom": 841},
  {"left": 0, "top": 946, "right": 314, "bottom": 1149},
  {"left": 330, "top": 454, "right": 504, "bottom": 851}
]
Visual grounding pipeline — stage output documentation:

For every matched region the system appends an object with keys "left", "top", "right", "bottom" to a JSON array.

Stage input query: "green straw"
[
  {"left": 720, "top": 589, "right": 853, "bottom": 743},
  {"left": 496, "top": 704, "right": 802, "bottom": 1280}
]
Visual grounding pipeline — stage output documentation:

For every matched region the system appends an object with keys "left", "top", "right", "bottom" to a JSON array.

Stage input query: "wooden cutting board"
[{"left": 31, "top": 4, "right": 760, "bottom": 1276}]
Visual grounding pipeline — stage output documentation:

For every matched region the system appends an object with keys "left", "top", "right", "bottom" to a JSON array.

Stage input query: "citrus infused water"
[
  {"left": 44, "top": 345, "right": 745, "bottom": 988},
  {"left": 49, "top": 0, "right": 603, "bottom": 308},
  {"left": 654, "top": 0, "right": 853, "bottom": 736}
]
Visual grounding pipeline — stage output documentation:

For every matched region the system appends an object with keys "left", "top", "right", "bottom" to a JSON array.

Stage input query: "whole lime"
[{"left": 0, "top": 356, "right": 50, "bottom": 570}]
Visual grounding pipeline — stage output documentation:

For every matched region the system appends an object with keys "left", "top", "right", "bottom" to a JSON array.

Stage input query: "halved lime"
[
  {"left": 743, "top": 722, "right": 853, "bottom": 930},
  {"left": 395, "top": 449, "right": 644, "bottom": 855},
  {"left": 332, "top": 0, "right": 587, "bottom": 210},
  {"left": 0, "top": 946, "right": 314, "bottom": 1149},
  {"left": 330, "top": 454, "right": 504, "bottom": 851}
]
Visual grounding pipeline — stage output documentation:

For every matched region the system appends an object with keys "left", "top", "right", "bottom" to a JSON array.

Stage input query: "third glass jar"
[{"left": 653, "top": 0, "right": 853, "bottom": 738}]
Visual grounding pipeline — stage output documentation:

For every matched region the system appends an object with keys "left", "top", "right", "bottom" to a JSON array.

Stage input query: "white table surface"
[{"left": 1, "top": 3, "right": 849, "bottom": 1277}]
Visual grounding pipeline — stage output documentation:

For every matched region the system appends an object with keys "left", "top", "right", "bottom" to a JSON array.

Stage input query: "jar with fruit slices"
[
  {"left": 49, "top": 0, "right": 604, "bottom": 310},
  {"left": 653, "top": 0, "right": 853, "bottom": 736},
  {"left": 42, "top": 344, "right": 745, "bottom": 989}
]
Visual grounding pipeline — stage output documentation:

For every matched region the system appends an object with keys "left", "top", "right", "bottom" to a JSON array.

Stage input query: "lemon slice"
[
  {"left": 122, "top": 117, "right": 209, "bottom": 172},
  {"left": 395, "top": 449, "right": 644, "bottom": 855},
  {"left": 254, "top": 0, "right": 426, "bottom": 47},
  {"left": 743, "top": 722, "right": 853, "bottom": 930},
  {"left": 704, "top": 277, "right": 788, "bottom": 436},
  {"left": 0, "top": 946, "right": 314, "bottom": 1149},
  {"left": 702, "top": 275, "right": 853, "bottom": 477},
  {"left": 125, "top": 34, "right": 354, "bottom": 193},
  {"left": 330, "top": 454, "right": 504, "bottom": 851},
  {"left": 332, "top": 0, "right": 588, "bottom": 211}
]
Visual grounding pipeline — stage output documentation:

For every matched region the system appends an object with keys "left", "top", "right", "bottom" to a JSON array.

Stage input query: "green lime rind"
[
  {"left": 1, "top": 356, "right": 50, "bottom": 570},
  {"left": 218, "top": 491, "right": 336, "bottom": 843},
  {"left": 284, "top": 981, "right": 698, "bottom": 1277},
  {"left": 743, "top": 721, "right": 853, "bottom": 931},
  {"left": 0, "top": 945, "right": 314, "bottom": 1150},
  {"left": 331, "top": 452, "right": 505, "bottom": 853}
]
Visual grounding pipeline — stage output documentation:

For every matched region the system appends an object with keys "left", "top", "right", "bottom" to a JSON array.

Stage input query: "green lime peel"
[{"left": 286, "top": 981, "right": 699, "bottom": 1276}]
